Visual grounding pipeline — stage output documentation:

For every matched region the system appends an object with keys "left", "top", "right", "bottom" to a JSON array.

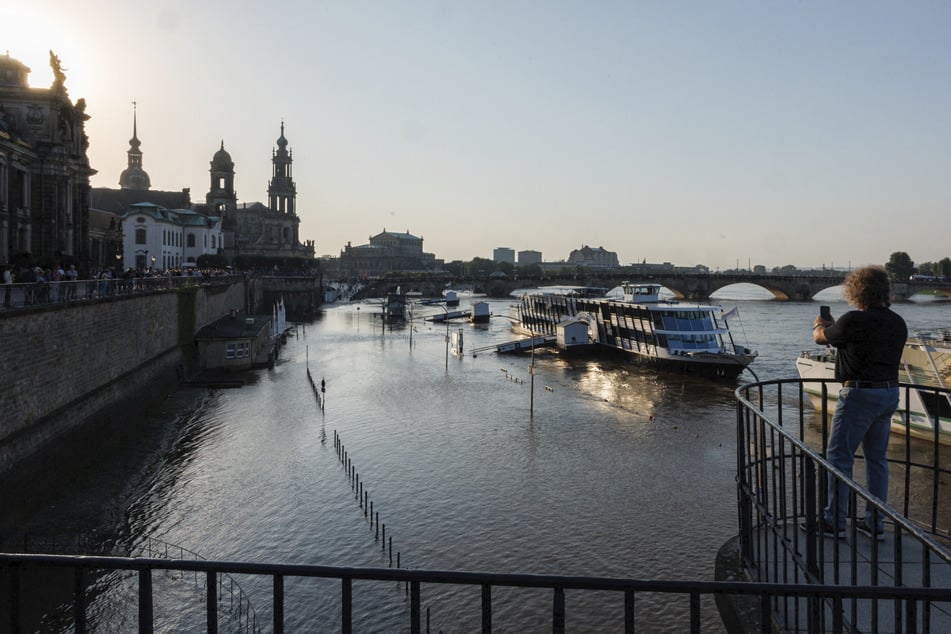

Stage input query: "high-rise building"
[
  {"left": 518, "top": 250, "right": 542, "bottom": 266},
  {"left": 493, "top": 247, "right": 515, "bottom": 265}
]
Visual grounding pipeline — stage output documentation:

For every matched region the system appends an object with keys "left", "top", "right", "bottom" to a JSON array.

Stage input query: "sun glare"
[{"left": 2, "top": 5, "right": 93, "bottom": 94}]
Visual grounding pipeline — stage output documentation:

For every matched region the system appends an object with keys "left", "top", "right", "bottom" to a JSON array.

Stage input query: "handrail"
[
  {"left": 735, "top": 378, "right": 951, "bottom": 632},
  {"left": 2, "top": 552, "right": 949, "bottom": 633},
  {"left": 0, "top": 274, "right": 248, "bottom": 313}
]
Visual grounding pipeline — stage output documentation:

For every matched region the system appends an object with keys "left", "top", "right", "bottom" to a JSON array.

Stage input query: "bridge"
[{"left": 349, "top": 270, "right": 951, "bottom": 302}]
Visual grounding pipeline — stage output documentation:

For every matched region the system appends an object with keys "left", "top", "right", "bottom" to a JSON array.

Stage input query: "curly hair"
[{"left": 843, "top": 265, "right": 892, "bottom": 309}]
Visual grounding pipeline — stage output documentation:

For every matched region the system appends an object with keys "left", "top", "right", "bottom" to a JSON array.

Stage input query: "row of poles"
[
  {"left": 333, "top": 431, "right": 400, "bottom": 569},
  {"left": 306, "top": 345, "right": 436, "bottom": 630}
]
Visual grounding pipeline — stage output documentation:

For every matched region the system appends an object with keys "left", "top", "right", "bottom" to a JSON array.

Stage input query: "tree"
[
  {"left": 937, "top": 257, "right": 951, "bottom": 279},
  {"left": 885, "top": 252, "right": 915, "bottom": 281}
]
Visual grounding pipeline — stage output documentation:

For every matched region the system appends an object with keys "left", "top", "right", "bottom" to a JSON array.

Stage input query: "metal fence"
[
  {"left": 736, "top": 378, "right": 951, "bottom": 633},
  {"left": 4, "top": 552, "right": 951, "bottom": 634},
  {"left": 0, "top": 274, "right": 245, "bottom": 311}
]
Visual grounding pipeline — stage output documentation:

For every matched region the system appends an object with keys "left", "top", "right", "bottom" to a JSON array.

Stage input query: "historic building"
[
  {"left": 337, "top": 229, "right": 438, "bottom": 277},
  {"left": 89, "top": 104, "right": 191, "bottom": 271},
  {"left": 210, "top": 124, "right": 315, "bottom": 268},
  {"left": 567, "top": 245, "right": 620, "bottom": 269},
  {"left": 0, "top": 51, "right": 94, "bottom": 268},
  {"left": 120, "top": 202, "right": 222, "bottom": 271}
]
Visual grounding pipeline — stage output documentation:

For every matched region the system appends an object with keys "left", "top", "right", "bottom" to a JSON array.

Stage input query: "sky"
[{"left": 4, "top": 1, "right": 951, "bottom": 270}]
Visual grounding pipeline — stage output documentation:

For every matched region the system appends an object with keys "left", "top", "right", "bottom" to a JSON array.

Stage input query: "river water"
[{"left": 4, "top": 287, "right": 950, "bottom": 632}]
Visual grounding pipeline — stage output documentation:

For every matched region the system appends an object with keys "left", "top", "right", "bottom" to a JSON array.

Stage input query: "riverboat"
[
  {"left": 796, "top": 330, "right": 951, "bottom": 445},
  {"left": 508, "top": 282, "right": 757, "bottom": 380}
]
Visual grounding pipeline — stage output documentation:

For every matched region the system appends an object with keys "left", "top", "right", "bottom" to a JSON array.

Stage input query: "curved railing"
[{"left": 735, "top": 378, "right": 951, "bottom": 632}]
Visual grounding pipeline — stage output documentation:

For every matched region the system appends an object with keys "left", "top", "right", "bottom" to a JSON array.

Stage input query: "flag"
[{"left": 721, "top": 306, "right": 739, "bottom": 322}]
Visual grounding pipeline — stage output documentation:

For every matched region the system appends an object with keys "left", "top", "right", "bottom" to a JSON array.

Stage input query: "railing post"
[
  {"left": 206, "top": 571, "right": 218, "bottom": 634},
  {"left": 481, "top": 583, "right": 492, "bottom": 634},
  {"left": 624, "top": 588, "right": 634, "bottom": 634},
  {"left": 552, "top": 587, "right": 565, "bottom": 634},
  {"left": 736, "top": 398, "right": 753, "bottom": 564},
  {"left": 341, "top": 577, "right": 352, "bottom": 634},
  {"left": 803, "top": 459, "right": 821, "bottom": 632},
  {"left": 273, "top": 574, "right": 284, "bottom": 634},
  {"left": 138, "top": 568, "right": 153, "bottom": 634},
  {"left": 74, "top": 566, "right": 86, "bottom": 634},
  {"left": 410, "top": 580, "right": 420, "bottom": 634}
]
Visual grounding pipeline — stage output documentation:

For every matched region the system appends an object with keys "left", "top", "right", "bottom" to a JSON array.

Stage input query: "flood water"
[{"left": 3, "top": 288, "right": 949, "bottom": 632}]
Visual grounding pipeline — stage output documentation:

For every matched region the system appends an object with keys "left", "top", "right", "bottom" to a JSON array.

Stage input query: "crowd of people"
[{"left": 2, "top": 263, "right": 243, "bottom": 309}]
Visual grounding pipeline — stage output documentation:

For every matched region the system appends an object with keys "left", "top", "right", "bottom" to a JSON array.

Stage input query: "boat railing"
[{"left": 735, "top": 378, "right": 951, "bottom": 632}]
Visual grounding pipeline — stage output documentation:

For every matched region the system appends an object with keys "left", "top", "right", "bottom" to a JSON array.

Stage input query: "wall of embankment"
[{"left": 0, "top": 281, "right": 254, "bottom": 474}]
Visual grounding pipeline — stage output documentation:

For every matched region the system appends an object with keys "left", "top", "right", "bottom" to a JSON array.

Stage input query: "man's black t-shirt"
[{"left": 823, "top": 306, "right": 907, "bottom": 382}]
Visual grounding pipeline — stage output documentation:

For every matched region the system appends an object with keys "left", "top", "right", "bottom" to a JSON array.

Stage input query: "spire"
[
  {"left": 119, "top": 100, "right": 150, "bottom": 190},
  {"left": 128, "top": 101, "right": 141, "bottom": 151}
]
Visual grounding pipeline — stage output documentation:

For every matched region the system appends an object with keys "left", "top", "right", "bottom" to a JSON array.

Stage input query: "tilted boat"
[
  {"left": 508, "top": 282, "right": 757, "bottom": 380},
  {"left": 796, "top": 330, "right": 951, "bottom": 445}
]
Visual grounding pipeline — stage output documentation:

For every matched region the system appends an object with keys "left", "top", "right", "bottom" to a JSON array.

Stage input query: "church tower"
[
  {"left": 206, "top": 141, "right": 237, "bottom": 215},
  {"left": 268, "top": 122, "right": 297, "bottom": 216},
  {"left": 118, "top": 102, "right": 151, "bottom": 190}
]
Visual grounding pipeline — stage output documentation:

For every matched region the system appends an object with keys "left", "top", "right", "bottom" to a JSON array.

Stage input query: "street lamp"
[
  {"left": 501, "top": 314, "right": 537, "bottom": 416},
  {"left": 439, "top": 304, "right": 450, "bottom": 371}
]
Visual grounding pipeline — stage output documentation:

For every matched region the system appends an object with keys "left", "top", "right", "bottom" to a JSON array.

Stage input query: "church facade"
[
  {"left": 0, "top": 52, "right": 94, "bottom": 268},
  {"left": 209, "top": 124, "right": 315, "bottom": 267},
  {"left": 91, "top": 110, "right": 314, "bottom": 271}
]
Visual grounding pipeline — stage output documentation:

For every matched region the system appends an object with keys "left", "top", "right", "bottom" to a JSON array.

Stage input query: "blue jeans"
[{"left": 823, "top": 386, "right": 898, "bottom": 532}]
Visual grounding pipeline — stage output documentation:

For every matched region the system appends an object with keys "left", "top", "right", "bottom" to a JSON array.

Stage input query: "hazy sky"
[{"left": 4, "top": 1, "right": 950, "bottom": 269}]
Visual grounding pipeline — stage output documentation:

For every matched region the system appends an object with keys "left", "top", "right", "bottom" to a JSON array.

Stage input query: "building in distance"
[{"left": 493, "top": 247, "right": 515, "bottom": 265}]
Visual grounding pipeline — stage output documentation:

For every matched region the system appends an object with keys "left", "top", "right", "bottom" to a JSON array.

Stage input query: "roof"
[
  {"left": 374, "top": 230, "right": 421, "bottom": 241},
  {"left": 195, "top": 313, "right": 271, "bottom": 340},
  {"left": 90, "top": 187, "right": 190, "bottom": 213},
  {"left": 120, "top": 203, "right": 219, "bottom": 228}
]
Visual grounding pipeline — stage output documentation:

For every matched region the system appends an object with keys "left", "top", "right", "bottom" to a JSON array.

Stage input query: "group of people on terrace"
[{"left": 2, "top": 262, "right": 241, "bottom": 309}]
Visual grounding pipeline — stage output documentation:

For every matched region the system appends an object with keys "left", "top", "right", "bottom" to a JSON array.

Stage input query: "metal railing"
[
  {"left": 736, "top": 378, "right": 951, "bottom": 633},
  {"left": 0, "top": 274, "right": 246, "bottom": 311},
  {"left": 4, "top": 552, "right": 951, "bottom": 633}
]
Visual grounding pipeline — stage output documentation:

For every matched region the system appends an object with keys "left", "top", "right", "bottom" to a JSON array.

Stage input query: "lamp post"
[
  {"left": 439, "top": 304, "right": 450, "bottom": 371},
  {"left": 501, "top": 314, "right": 536, "bottom": 416}
]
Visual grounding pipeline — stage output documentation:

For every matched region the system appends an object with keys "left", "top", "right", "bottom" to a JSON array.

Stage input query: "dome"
[
  {"left": 211, "top": 141, "right": 234, "bottom": 171},
  {"left": 276, "top": 122, "right": 288, "bottom": 150},
  {"left": 119, "top": 165, "right": 151, "bottom": 191}
]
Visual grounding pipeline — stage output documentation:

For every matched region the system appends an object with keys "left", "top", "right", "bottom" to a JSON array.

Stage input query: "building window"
[
  {"left": 135, "top": 227, "right": 146, "bottom": 244},
  {"left": 226, "top": 342, "right": 250, "bottom": 359},
  {"left": 187, "top": 234, "right": 195, "bottom": 247}
]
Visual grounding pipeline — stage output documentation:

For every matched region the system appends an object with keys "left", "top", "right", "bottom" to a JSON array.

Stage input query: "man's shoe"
[
  {"left": 855, "top": 518, "right": 886, "bottom": 542},
  {"left": 800, "top": 518, "right": 845, "bottom": 539}
]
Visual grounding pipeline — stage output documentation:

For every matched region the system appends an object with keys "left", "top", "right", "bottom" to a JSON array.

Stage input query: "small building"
[
  {"left": 194, "top": 312, "right": 273, "bottom": 370},
  {"left": 557, "top": 318, "right": 594, "bottom": 351}
]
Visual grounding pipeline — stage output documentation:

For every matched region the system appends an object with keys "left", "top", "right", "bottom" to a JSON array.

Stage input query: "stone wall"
[{"left": 0, "top": 281, "right": 252, "bottom": 473}]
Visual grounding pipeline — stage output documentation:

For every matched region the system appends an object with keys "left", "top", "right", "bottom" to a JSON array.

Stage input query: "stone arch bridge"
[{"left": 354, "top": 272, "right": 949, "bottom": 302}]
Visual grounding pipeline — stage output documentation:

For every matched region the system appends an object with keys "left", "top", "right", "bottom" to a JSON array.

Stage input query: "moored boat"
[
  {"left": 508, "top": 282, "right": 757, "bottom": 380},
  {"left": 796, "top": 330, "right": 951, "bottom": 445}
]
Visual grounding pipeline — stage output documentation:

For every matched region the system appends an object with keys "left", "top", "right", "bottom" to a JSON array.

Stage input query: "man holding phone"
[{"left": 810, "top": 265, "right": 907, "bottom": 540}]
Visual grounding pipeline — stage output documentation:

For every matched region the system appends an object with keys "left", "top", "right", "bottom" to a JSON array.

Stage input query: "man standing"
[{"left": 812, "top": 265, "right": 907, "bottom": 540}]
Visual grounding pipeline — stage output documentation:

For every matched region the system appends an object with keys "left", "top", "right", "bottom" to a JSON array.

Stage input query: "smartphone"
[{"left": 820, "top": 305, "right": 832, "bottom": 321}]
